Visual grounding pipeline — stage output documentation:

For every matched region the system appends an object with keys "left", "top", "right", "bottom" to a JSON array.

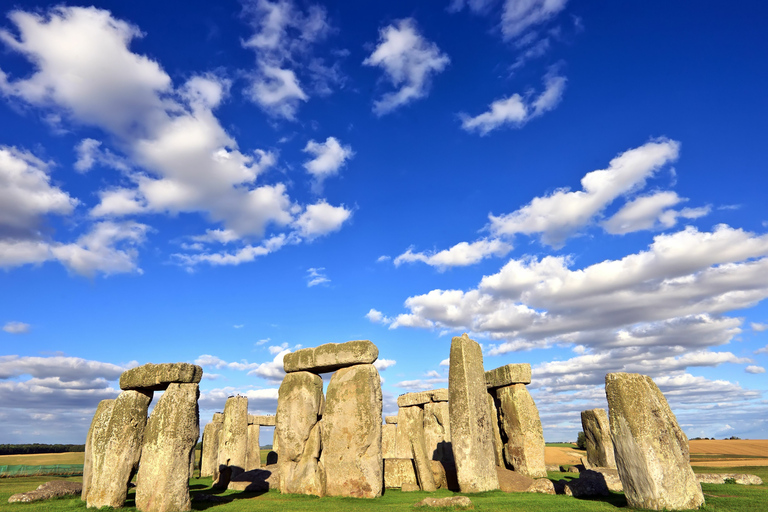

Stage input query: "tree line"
[{"left": 0, "top": 444, "right": 85, "bottom": 455}]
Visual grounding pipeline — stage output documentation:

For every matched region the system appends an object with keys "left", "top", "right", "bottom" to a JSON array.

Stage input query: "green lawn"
[{"left": 1, "top": 469, "right": 766, "bottom": 512}]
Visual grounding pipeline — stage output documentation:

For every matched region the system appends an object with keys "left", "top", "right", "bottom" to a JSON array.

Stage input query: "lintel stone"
[
  {"left": 283, "top": 340, "right": 378, "bottom": 373},
  {"left": 248, "top": 415, "right": 276, "bottom": 426},
  {"left": 485, "top": 363, "right": 531, "bottom": 389},
  {"left": 385, "top": 416, "right": 398, "bottom": 424},
  {"left": 119, "top": 362, "right": 202, "bottom": 391}
]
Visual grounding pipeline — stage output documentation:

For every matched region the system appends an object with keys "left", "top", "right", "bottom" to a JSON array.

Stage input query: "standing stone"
[
  {"left": 606, "top": 373, "right": 704, "bottom": 511},
  {"left": 82, "top": 399, "right": 115, "bottom": 502},
  {"left": 382, "top": 423, "right": 397, "bottom": 458},
  {"left": 136, "top": 383, "right": 200, "bottom": 512},
  {"left": 423, "top": 402, "right": 452, "bottom": 462},
  {"left": 283, "top": 340, "right": 378, "bottom": 373},
  {"left": 384, "top": 459, "right": 418, "bottom": 488},
  {"left": 448, "top": 334, "right": 499, "bottom": 493},
  {"left": 402, "top": 406, "right": 436, "bottom": 491},
  {"left": 581, "top": 409, "right": 616, "bottom": 468},
  {"left": 87, "top": 389, "right": 153, "bottom": 509},
  {"left": 276, "top": 371, "right": 325, "bottom": 496},
  {"left": 487, "top": 393, "right": 504, "bottom": 467},
  {"left": 497, "top": 383, "right": 547, "bottom": 478},
  {"left": 216, "top": 396, "right": 248, "bottom": 486},
  {"left": 323, "top": 364, "right": 383, "bottom": 498},
  {"left": 394, "top": 407, "right": 413, "bottom": 459},
  {"left": 200, "top": 413, "right": 223, "bottom": 478},
  {"left": 246, "top": 424, "right": 261, "bottom": 471}
]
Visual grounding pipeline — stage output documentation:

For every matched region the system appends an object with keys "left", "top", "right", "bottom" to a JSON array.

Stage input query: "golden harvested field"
[
  {"left": 545, "top": 446, "right": 584, "bottom": 466},
  {"left": 0, "top": 452, "right": 84, "bottom": 466}
]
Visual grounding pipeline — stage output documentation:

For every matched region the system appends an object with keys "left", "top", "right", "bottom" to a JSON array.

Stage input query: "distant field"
[
  {"left": 690, "top": 439, "right": 768, "bottom": 467},
  {"left": 0, "top": 452, "right": 84, "bottom": 466}
]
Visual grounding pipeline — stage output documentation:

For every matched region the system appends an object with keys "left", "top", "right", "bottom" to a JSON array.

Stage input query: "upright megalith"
[
  {"left": 283, "top": 340, "right": 378, "bottom": 373},
  {"left": 323, "top": 364, "right": 383, "bottom": 498},
  {"left": 276, "top": 371, "right": 325, "bottom": 496},
  {"left": 136, "top": 383, "right": 200, "bottom": 512},
  {"left": 215, "top": 396, "right": 248, "bottom": 486},
  {"left": 82, "top": 399, "right": 115, "bottom": 503},
  {"left": 581, "top": 408, "right": 616, "bottom": 469},
  {"left": 246, "top": 423, "right": 261, "bottom": 471},
  {"left": 496, "top": 383, "right": 547, "bottom": 478},
  {"left": 605, "top": 373, "right": 704, "bottom": 511},
  {"left": 200, "top": 413, "right": 224, "bottom": 478},
  {"left": 486, "top": 393, "right": 504, "bottom": 467},
  {"left": 448, "top": 334, "right": 499, "bottom": 492},
  {"left": 86, "top": 389, "right": 153, "bottom": 509},
  {"left": 423, "top": 401, "right": 451, "bottom": 463},
  {"left": 120, "top": 363, "right": 202, "bottom": 391},
  {"left": 401, "top": 405, "right": 436, "bottom": 491}
]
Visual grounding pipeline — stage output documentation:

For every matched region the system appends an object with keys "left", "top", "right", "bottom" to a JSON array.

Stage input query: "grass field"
[{"left": 0, "top": 453, "right": 84, "bottom": 466}]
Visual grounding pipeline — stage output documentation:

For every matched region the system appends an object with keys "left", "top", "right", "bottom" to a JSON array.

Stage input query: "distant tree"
[{"left": 577, "top": 431, "right": 587, "bottom": 450}]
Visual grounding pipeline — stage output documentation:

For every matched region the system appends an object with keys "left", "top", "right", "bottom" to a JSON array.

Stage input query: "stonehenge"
[
  {"left": 82, "top": 362, "right": 201, "bottom": 512},
  {"left": 606, "top": 372, "right": 705, "bottom": 510},
  {"left": 581, "top": 408, "right": 616, "bottom": 468}
]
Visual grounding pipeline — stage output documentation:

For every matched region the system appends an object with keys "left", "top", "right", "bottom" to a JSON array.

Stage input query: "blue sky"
[{"left": 1, "top": 0, "right": 767, "bottom": 445}]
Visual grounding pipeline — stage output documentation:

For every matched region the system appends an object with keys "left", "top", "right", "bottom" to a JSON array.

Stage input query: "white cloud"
[
  {"left": 394, "top": 238, "right": 512, "bottom": 270},
  {"left": 190, "top": 229, "right": 240, "bottom": 245},
  {"left": 745, "top": 365, "right": 765, "bottom": 374},
  {"left": 363, "top": 18, "right": 449, "bottom": 115},
  {"left": 602, "top": 191, "right": 710, "bottom": 235},
  {"left": 74, "top": 138, "right": 129, "bottom": 173},
  {"left": 755, "top": 345, "right": 768, "bottom": 355},
  {"left": 373, "top": 358, "right": 396, "bottom": 371},
  {"left": 460, "top": 72, "right": 566, "bottom": 135},
  {"left": 750, "top": 322, "right": 768, "bottom": 332},
  {"left": 303, "top": 136, "right": 353, "bottom": 192},
  {"left": 394, "top": 373, "right": 448, "bottom": 391},
  {"left": 0, "top": 355, "right": 126, "bottom": 381},
  {"left": 268, "top": 343, "right": 289, "bottom": 355},
  {"left": 246, "top": 64, "right": 308, "bottom": 119},
  {"left": 365, "top": 308, "right": 392, "bottom": 324},
  {"left": 439, "top": 358, "right": 450, "bottom": 366},
  {"left": 489, "top": 139, "right": 680, "bottom": 246},
  {"left": 90, "top": 188, "right": 146, "bottom": 217},
  {"left": 501, "top": 0, "right": 569, "bottom": 41},
  {"left": 306, "top": 267, "right": 329, "bottom": 287},
  {"left": 247, "top": 349, "right": 289, "bottom": 383},
  {"left": 2, "top": 321, "right": 30, "bottom": 334},
  {"left": 293, "top": 201, "right": 352, "bottom": 239},
  {"left": 377, "top": 255, "right": 391, "bottom": 263}
]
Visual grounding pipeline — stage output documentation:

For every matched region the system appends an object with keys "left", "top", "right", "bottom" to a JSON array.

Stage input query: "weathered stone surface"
[
  {"left": 528, "top": 479, "right": 556, "bottom": 494},
  {"left": 283, "top": 340, "right": 378, "bottom": 373},
  {"left": 10, "top": 481, "right": 82, "bottom": 503},
  {"left": 448, "top": 333, "right": 499, "bottom": 493},
  {"left": 383, "top": 458, "right": 418, "bottom": 488},
  {"left": 415, "top": 496, "right": 472, "bottom": 508},
  {"left": 423, "top": 401, "right": 452, "bottom": 463},
  {"left": 200, "top": 414, "right": 223, "bottom": 478},
  {"left": 560, "top": 464, "right": 581, "bottom": 473},
  {"left": 248, "top": 414, "right": 276, "bottom": 426},
  {"left": 401, "top": 482, "right": 420, "bottom": 492},
  {"left": 228, "top": 465, "right": 280, "bottom": 491},
  {"left": 430, "top": 460, "right": 448, "bottom": 489},
  {"left": 246, "top": 424, "right": 261, "bottom": 471},
  {"left": 397, "top": 391, "right": 432, "bottom": 407},
  {"left": 323, "top": 364, "right": 383, "bottom": 498},
  {"left": 545, "top": 464, "right": 560, "bottom": 472},
  {"left": 496, "top": 466, "right": 533, "bottom": 492},
  {"left": 590, "top": 467, "right": 624, "bottom": 492},
  {"left": 581, "top": 408, "right": 616, "bottom": 469},
  {"left": 382, "top": 423, "right": 397, "bottom": 458},
  {"left": 606, "top": 372, "right": 704, "bottom": 511},
  {"left": 136, "top": 383, "right": 200, "bottom": 512},
  {"left": 87, "top": 389, "right": 152, "bottom": 509},
  {"left": 82, "top": 399, "right": 114, "bottom": 502},
  {"left": 385, "top": 416, "right": 398, "bottom": 424},
  {"left": 429, "top": 388, "right": 449, "bottom": 402},
  {"left": 394, "top": 408, "right": 413, "bottom": 459},
  {"left": 485, "top": 364, "right": 532, "bottom": 388},
  {"left": 497, "top": 383, "right": 547, "bottom": 478},
  {"left": 276, "top": 371, "right": 325, "bottom": 496},
  {"left": 696, "top": 473, "right": 763, "bottom": 485},
  {"left": 402, "top": 405, "right": 436, "bottom": 491},
  {"left": 563, "top": 470, "right": 611, "bottom": 497},
  {"left": 120, "top": 363, "right": 202, "bottom": 391},
  {"left": 487, "top": 392, "right": 504, "bottom": 467},
  {"left": 215, "top": 396, "right": 248, "bottom": 487}
]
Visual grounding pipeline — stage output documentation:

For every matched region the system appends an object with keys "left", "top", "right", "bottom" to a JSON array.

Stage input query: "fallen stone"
[
  {"left": 248, "top": 415, "right": 276, "bottom": 426},
  {"left": 385, "top": 415, "right": 398, "bottom": 424},
  {"left": 606, "top": 372, "right": 705, "bottom": 511},
  {"left": 497, "top": 383, "right": 547, "bottom": 478},
  {"left": 415, "top": 496, "right": 472, "bottom": 508},
  {"left": 401, "top": 482, "right": 420, "bottom": 492},
  {"left": 87, "top": 389, "right": 152, "bottom": 509},
  {"left": 485, "top": 363, "right": 532, "bottom": 388},
  {"left": 430, "top": 460, "right": 448, "bottom": 489},
  {"left": 527, "top": 479, "right": 556, "bottom": 495},
  {"left": 283, "top": 340, "right": 378, "bottom": 373},
  {"left": 382, "top": 423, "right": 398, "bottom": 459},
  {"left": 246, "top": 423, "right": 261, "bottom": 471},
  {"left": 423, "top": 401, "right": 452, "bottom": 463},
  {"left": 9, "top": 481, "right": 82, "bottom": 503},
  {"left": 323, "top": 363, "right": 383, "bottom": 498},
  {"left": 384, "top": 458, "right": 418, "bottom": 488},
  {"left": 563, "top": 469, "right": 611, "bottom": 497},
  {"left": 402, "top": 405, "right": 436, "bottom": 491},
  {"left": 448, "top": 334, "right": 499, "bottom": 493},
  {"left": 228, "top": 465, "right": 280, "bottom": 491},
  {"left": 560, "top": 464, "right": 581, "bottom": 473},
  {"left": 487, "top": 392, "right": 504, "bottom": 467},
  {"left": 496, "top": 466, "right": 534, "bottom": 492},
  {"left": 590, "top": 468, "right": 624, "bottom": 492},
  {"left": 276, "top": 371, "right": 325, "bottom": 497},
  {"left": 200, "top": 413, "right": 224, "bottom": 478},
  {"left": 545, "top": 464, "right": 560, "bottom": 473},
  {"left": 82, "top": 399, "right": 114, "bottom": 502},
  {"left": 119, "top": 363, "right": 202, "bottom": 391},
  {"left": 215, "top": 396, "right": 249, "bottom": 487},
  {"left": 696, "top": 473, "right": 763, "bottom": 485},
  {"left": 581, "top": 408, "right": 616, "bottom": 469},
  {"left": 136, "top": 383, "right": 200, "bottom": 512}
]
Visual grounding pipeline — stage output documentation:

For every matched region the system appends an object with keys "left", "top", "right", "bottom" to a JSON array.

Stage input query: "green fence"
[{"left": 0, "top": 464, "right": 83, "bottom": 478}]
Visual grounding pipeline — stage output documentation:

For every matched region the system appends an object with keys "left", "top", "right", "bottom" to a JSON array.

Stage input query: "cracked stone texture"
[
  {"left": 497, "top": 383, "right": 547, "bottom": 478},
  {"left": 200, "top": 413, "right": 223, "bottom": 478},
  {"left": 136, "top": 383, "right": 199, "bottom": 512},
  {"left": 246, "top": 424, "right": 261, "bottom": 471},
  {"left": 606, "top": 372, "right": 704, "bottom": 511},
  {"left": 423, "top": 401, "right": 452, "bottom": 463},
  {"left": 283, "top": 340, "right": 378, "bottom": 373},
  {"left": 448, "top": 333, "right": 499, "bottom": 493},
  {"left": 322, "top": 364, "right": 383, "bottom": 498},
  {"left": 384, "top": 459, "right": 418, "bottom": 488},
  {"left": 487, "top": 392, "right": 504, "bottom": 467},
  {"left": 485, "top": 364, "right": 532, "bottom": 388},
  {"left": 119, "top": 363, "right": 202, "bottom": 391},
  {"left": 581, "top": 408, "right": 616, "bottom": 468},
  {"left": 215, "top": 396, "right": 248, "bottom": 488},
  {"left": 401, "top": 405, "right": 436, "bottom": 491},
  {"left": 82, "top": 399, "right": 114, "bottom": 503}
]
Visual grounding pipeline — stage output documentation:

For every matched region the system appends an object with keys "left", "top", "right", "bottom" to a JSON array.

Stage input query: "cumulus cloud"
[
  {"left": 74, "top": 138, "right": 129, "bottom": 173},
  {"left": 0, "top": 355, "right": 126, "bottom": 381},
  {"left": 461, "top": 72, "right": 566, "bottom": 135},
  {"left": 303, "top": 136, "right": 353, "bottom": 193},
  {"left": 394, "top": 238, "right": 512, "bottom": 270},
  {"left": 306, "top": 267, "right": 329, "bottom": 287},
  {"left": 746, "top": 365, "right": 766, "bottom": 374},
  {"left": 602, "top": 191, "right": 710, "bottom": 235},
  {"left": 293, "top": 201, "right": 352, "bottom": 239},
  {"left": 489, "top": 138, "right": 680, "bottom": 246},
  {"left": 750, "top": 322, "right": 768, "bottom": 332},
  {"left": 363, "top": 18, "right": 449, "bottom": 115},
  {"left": 365, "top": 308, "right": 393, "bottom": 325},
  {"left": 373, "top": 358, "right": 397, "bottom": 371},
  {"left": 2, "top": 321, "right": 30, "bottom": 334}
]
